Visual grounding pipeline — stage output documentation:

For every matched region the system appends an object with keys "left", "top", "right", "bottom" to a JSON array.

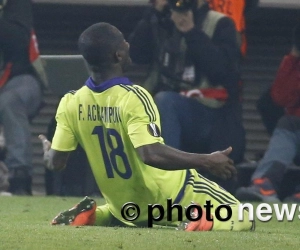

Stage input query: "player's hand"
[
  {"left": 206, "top": 147, "right": 237, "bottom": 180},
  {"left": 39, "top": 134, "right": 51, "bottom": 152},
  {"left": 170, "top": 10, "right": 194, "bottom": 33},
  {"left": 38, "top": 134, "right": 51, "bottom": 163}
]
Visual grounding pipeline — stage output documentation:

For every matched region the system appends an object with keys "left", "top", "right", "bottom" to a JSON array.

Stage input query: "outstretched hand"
[
  {"left": 38, "top": 134, "right": 51, "bottom": 151},
  {"left": 38, "top": 134, "right": 51, "bottom": 163},
  {"left": 207, "top": 147, "right": 237, "bottom": 180}
]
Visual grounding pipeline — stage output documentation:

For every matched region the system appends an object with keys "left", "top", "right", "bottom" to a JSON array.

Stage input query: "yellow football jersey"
[{"left": 51, "top": 76, "right": 187, "bottom": 224}]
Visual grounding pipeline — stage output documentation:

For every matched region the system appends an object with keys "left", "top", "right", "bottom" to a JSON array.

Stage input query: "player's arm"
[
  {"left": 136, "top": 143, "right": 236, "bottom": 180},
  {"left": 127, "top": 86, "right": 235, "bottom": 179},
  {"left": 39, "top": 93, "right": 77, "bottom": 171}
]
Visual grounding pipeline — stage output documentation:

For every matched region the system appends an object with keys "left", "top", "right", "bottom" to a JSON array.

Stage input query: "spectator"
[
  {"left": 256, "top": 87, "right": 285, "bottom": 137},
  {"left": 0, "top": 0, "right": 47, "bottom": 195},
  {"left": 129, "top": 0, "right": 245, "bottom": 191},
  {"left": 235, "top": 24, "right": 300, "bottom": 203},
  {"left": 207, "top": 0, "right": 259, "bottom": 58},
  {"left": 39, "top": 22, "right": 254, "bottom": 231}
]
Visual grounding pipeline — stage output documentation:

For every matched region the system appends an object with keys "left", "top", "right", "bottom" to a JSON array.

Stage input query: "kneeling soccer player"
[{"left": 39, "top": 22, "right": 254, "bottom": 232}]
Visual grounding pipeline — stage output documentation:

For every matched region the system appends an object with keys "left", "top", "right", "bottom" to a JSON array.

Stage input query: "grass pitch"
[{"left": 0, "top": 196, "right": 299, "bottom": 250}]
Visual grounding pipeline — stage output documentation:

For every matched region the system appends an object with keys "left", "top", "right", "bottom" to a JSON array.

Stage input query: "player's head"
[
  {"left": 293, "top": 23, "right": 300, "bottom": 51},
  {"left": 78, "top": 22, "right": 131, "bottom": 73}
]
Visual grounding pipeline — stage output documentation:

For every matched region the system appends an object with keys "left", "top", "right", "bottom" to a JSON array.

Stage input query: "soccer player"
[{"left": 39, "top": 22, "right": 254, "bottom": 231}]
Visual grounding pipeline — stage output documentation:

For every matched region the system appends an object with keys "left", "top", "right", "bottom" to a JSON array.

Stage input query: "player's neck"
[{"left": 91, "top": 70, "right": 123, "bottom": 85}]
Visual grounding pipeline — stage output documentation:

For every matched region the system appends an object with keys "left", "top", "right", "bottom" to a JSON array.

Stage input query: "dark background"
[{"left": 31, "top": 3, "right": 300, "bottom": 55}]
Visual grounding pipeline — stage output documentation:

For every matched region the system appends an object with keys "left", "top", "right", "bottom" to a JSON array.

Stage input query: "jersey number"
[{"left": 92, "top": 126, "right": 132, "bottom": 179}]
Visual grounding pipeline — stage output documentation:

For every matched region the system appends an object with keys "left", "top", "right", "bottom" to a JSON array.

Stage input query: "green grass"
[{"left": 0, "top": 196, "right": 300, "bottom": 250}]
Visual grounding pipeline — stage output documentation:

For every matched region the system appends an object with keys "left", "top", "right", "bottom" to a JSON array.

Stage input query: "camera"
[{"left": 167, "top": 0, "right": 196, "bottom": 12}]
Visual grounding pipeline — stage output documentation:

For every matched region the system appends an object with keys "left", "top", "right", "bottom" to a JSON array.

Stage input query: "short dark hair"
[
  {"left": 293, "top": 23, "right": 300, "bottom": 50},
  {"left": 78, "top": 22, "right": 124, "bottom": 67}
]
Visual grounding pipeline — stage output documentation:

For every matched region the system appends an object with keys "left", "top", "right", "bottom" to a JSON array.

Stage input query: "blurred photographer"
[
  {"left": 0, "top": 0, "right": 47, "bottom": 195},
  {"left": 129, "top": 0, "right": 245, "bottom": 191}
]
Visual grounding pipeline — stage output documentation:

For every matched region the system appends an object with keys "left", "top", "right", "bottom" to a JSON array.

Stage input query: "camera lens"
[{"left": 168, "top": 0, "right": 194, "bottom": 12}]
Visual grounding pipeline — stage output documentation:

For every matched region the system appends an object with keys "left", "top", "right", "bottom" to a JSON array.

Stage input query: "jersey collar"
[{"left": 85, "top": 76, "right": 133, "bottom": 92}]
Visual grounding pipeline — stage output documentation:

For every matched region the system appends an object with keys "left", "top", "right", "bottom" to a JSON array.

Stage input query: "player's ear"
[{"left": 115, "top": 50, "right": 123, "bottom": 63}]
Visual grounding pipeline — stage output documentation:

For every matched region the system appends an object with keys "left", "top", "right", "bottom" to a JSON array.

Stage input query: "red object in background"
[{"left": 271, "top": 54, "right": 300, "bottom": 117}]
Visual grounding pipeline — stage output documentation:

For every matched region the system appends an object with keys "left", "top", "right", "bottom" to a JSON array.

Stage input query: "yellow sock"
[{"left": 212, "top": 205, "right": 254, "bottom": 231}]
